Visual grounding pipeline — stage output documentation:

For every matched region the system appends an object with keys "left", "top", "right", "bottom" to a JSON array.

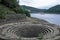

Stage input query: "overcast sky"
[{"left": 19, "top": 0, "right": 60, "bottom": 9}]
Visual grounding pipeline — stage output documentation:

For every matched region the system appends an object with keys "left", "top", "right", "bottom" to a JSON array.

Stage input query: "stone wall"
[
  {"left": 6, "top": 14, "right": 26, "bottom": 20},
  {"left": 0, "top": 14, "right": 26, "bottom": 25}
]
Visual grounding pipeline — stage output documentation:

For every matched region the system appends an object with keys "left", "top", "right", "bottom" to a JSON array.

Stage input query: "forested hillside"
[
  {"left": 0, "top": 0, "right": 30, "bottom": 19},
  {"left": 46, "top": 5, "right": 60, "bottom": 13},
  {"left": 21, "top": 5, "right": 46, "bottom": 13}
]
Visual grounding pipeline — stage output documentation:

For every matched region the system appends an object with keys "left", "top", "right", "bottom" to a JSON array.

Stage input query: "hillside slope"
[
  {"left": 47, "top": 5, "right": 60, "bottom": 13},
  {"left": 21, "top": 5, "right": 46, "bottom": 13}
]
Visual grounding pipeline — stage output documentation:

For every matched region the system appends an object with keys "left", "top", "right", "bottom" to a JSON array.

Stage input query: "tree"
[{"left": 1, "top": 0, "right": 18, "bottom": 8}]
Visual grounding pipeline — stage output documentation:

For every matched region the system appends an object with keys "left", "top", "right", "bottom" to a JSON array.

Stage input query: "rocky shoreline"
[{"left": 0, "top": 14, "right": 60, "bottom": 40}]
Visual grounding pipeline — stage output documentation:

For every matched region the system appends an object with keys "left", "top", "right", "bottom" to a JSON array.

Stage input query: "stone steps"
[{"left": 0, "top": 22, "right": 56, "bottom": 40}]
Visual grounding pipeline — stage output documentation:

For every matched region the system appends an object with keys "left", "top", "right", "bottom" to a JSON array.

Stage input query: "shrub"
[
  {"left": 38, "top": 33, "right": 43, "bottom": 40},
  {"left": 1, "top": 0, "right": 18, "bottom": 8},
  {"left": 25, "top": 10, "right": 31, "bottom": 17},
  {"left": 14, "top": 6, "right": 25, "bottom": 14},
  {"left": 0, "top": 6, "right": 6, "bottom": 19},
  {"left": 0, "top": 13, "right": 6, "bottom": 19},
  {"left": 14, "top": 6, "right": 31, "bottom": 17}
]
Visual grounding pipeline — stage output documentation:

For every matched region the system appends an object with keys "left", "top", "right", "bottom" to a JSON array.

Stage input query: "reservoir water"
[{"left": 31, "top": 13, "right": 60, "bottom": 25}]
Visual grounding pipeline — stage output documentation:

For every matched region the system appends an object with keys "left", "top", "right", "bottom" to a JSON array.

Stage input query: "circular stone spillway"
[{"left": 0, "top": 22, "right": 58, "bottom": 40}]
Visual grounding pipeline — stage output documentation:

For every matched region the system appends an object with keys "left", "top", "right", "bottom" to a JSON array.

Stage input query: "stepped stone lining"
[{"left": 0, "top": 22, "right": 54, "bottom": 39}]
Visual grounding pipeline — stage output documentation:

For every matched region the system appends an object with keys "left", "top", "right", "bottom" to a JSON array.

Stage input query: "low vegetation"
[{"left": 38, "top": 33, "right": 43, "bottom": 40}]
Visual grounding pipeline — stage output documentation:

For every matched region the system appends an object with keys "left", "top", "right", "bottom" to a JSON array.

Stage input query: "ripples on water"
[{"left": 31, "top": 13, "right": 60, "bottom": 25}]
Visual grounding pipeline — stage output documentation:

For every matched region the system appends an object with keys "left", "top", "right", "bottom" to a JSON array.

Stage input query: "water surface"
[{"left": 31, "top": 13, "right": 60, "bottom": 25}]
